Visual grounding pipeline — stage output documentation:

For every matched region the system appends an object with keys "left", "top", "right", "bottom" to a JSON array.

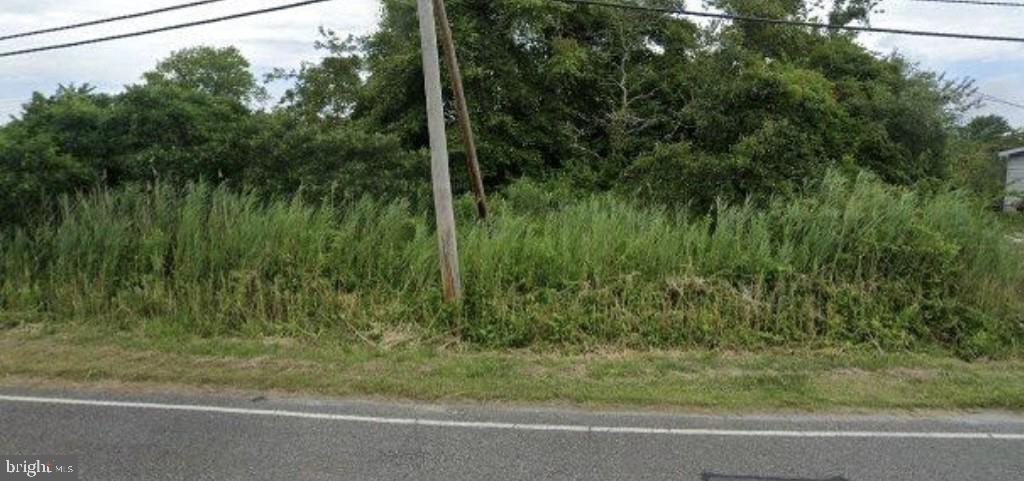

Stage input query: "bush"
[
  {"left": 0, "top": 130, "right": 96, "bottom": 227},
  {"left": 239, "top": 115, "right": 430, "bottom": 205},
  {"left": 623, "top": 142, "right": 739, "bottom": 211},
  {"left": 2, "top": 172, "right": 1022, "bottom": 357}
]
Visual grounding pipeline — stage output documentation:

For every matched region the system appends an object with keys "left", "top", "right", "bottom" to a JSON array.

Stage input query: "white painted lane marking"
[{"left": 1, "top": 394, "right": 1022, "bottom": 440}]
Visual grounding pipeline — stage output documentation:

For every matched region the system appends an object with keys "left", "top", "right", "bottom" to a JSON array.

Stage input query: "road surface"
[{"left": 0, "top": 385, "right": 1022, "bottom": 480}]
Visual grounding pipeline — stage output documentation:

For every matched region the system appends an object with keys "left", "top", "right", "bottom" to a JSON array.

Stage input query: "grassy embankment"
[
  {"left": 3, "top": 323, "right": 1024, "bottom": 410},
  {"left": 2, "top": 172, "right": 1023, "bottom": 409}
]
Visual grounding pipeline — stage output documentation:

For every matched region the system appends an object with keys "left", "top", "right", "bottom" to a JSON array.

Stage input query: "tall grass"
[{"left": 2, "top": 172, "right": 1023, "bottom": 357}]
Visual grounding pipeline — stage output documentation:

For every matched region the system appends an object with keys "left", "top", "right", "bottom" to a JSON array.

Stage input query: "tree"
[
  {"left": 963, "top": 115, "right": 1013, "bottom": 143},
  {"left": 13, "top": 84, "right": 116, "bottom": 178},
  {"left": 355, "top": 0, "right": 693, "bottom": 188},
  {"left": 949, "top": 114, "right": 1023, "bottom": 200},
  {"left": 268, "top": 29, "right": 364, "bottom": 123},
  {"left": 0, "top": 46, "right": 425, "bottom": 225},
  {"left": 107, "top": 82, "right": 255, "bottom": 184},
  {"left": 0, "top": 0, "right": 998, "bottom": 224},
  {"left": 327, "top": 0, "right": 964, "bottom": 205},
  {"left": 239, "top": 112, "right": 427, "bottom": 204},
  {"left": 143, "top": 46, "right": 266, "bottom": 104},
  {"left": 0, "top": 126, "right": 95, "bottom": 226}
]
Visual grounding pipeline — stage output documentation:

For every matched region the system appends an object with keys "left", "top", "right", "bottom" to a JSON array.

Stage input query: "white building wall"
[{"left": 1005, "top": 156, "right": 1024, "bottom": 211}]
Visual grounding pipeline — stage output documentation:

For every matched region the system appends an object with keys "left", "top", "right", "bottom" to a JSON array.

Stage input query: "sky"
[{"left": 0, "top": 0, "right": 1022, "bottom": 125}]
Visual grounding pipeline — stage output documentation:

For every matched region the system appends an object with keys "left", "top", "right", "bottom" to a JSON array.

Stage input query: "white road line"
[{"left": 1, "top": 394, "right": 1023, "bottom": 440}]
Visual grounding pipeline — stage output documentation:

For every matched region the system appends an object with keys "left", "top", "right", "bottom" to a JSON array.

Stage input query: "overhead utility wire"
[
  {"left": 550, "top": 0, "right": 1024, "bottom": 43},
  {"left": 0, "top": 0, "right": 232, "bottom": 42},
  {"left": 908, "top": 0, "right": 1024, "bottom": 7},
  {"left": 0, "top": 0, "right": 332, "bottom": 58},
  {"left": 981, "top": 94, "right": 1024, "bottom": 110}
]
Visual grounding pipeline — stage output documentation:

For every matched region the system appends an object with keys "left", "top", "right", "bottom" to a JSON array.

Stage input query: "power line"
[
  {"left": 0, "top": 0, "right": 232, "bottom": 42},
  {"left": 551, "top": 0, "right": 1024, "bottom": 43},
  {"left": 909, "top": 0, "right": 1024, "bottom": 7},
  {"left": 981, "top": 94, "right": 1024, "bottom": 111},
  {"left": 0, "top": 0, "right": 333, "bottom": 58}
]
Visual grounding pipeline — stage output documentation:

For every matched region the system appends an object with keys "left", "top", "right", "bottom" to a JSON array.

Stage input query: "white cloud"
[
  {"left": 860, "top": 2, "right": 1024, "bottom": 63},
  {"left": 855, "top": 1, "right": 1024, "bottom": 126},
  {"left": 972, "top": 73, "right": 1024, "bottom": 126}
]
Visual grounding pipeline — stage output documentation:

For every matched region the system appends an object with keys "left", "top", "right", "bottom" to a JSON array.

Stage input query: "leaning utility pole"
[
  {"left": 416, "top": 0, "right": 463, "bottom": 302},
  {"left": 433, "top": 0, "right": 488, "bottom": 220}
]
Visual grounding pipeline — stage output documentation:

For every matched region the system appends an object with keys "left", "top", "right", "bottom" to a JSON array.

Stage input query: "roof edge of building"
[{"left": 999, "top": 147, "right": 1024, "bottom": 158}]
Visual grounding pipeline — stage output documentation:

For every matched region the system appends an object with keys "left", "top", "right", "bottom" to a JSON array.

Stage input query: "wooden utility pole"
[
  {"left": 416, "top": 0, "right": 463, "bottom": 302},
  {"left": 432, "top": 0, "right": 488, "bottom": 220}
]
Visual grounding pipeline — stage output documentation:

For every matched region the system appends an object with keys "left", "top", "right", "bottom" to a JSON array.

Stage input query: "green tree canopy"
[
  {"left": 963, "top": 115, "right": 1014, "bottom": 143},
  {"left": 303, "top": 0, "right": 972, "bottom": 208},
  {"left": 268, "top": 29, "right": 364, "bottom": 123},
  {"left": 0, "top": 0, "right": 1005, "bottom": 225},
  {"left": 143, "top": 46, "right": 267, "bottom": 104}
]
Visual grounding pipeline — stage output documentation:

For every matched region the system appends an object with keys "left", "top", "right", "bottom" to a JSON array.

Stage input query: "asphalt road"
[{"left": 0, "top": 386, "right": 1022, "bottom": 480}]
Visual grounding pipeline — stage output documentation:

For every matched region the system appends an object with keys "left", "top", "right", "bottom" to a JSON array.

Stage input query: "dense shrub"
[
  {"left": 238, "top": 115, "right": 430, "bottom": 205},
  {"left": 3, "top": 172, "right": 1022, "bottom": 357},
  {"left": 0, "top": 129, "right": 96, "bottom": 227},
  {"left": 0, "top": 82, "right": 427, "bottom": 226}
]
